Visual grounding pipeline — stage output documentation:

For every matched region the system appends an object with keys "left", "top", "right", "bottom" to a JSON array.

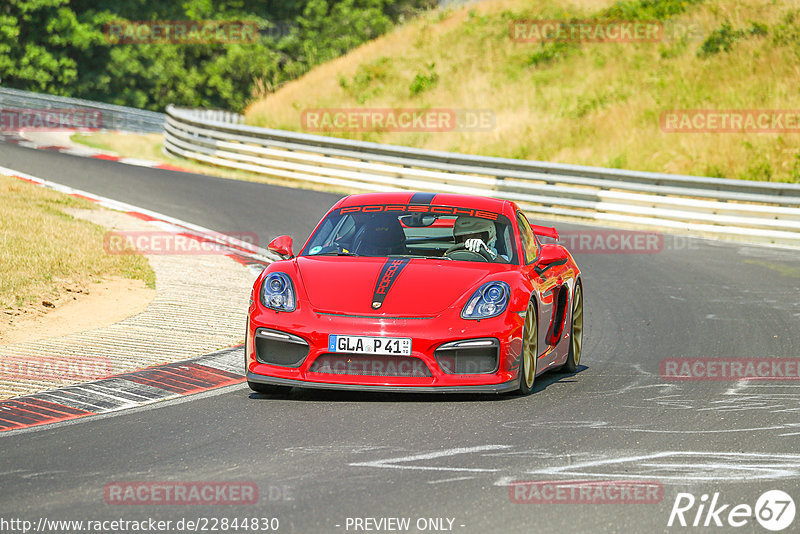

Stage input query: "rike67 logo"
[{"left": 668, "top": 490, "right": 795, "bottom": 531}]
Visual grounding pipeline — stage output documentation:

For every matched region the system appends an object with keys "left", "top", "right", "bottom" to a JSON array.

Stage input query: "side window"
[
  {"left": 332, "top": 215, "right": 356, "bottom": 244},
  {"left": 516, "top": 212, "right": 539, "bottom": 264}
]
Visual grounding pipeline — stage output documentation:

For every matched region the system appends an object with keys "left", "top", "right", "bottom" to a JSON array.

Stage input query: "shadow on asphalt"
[{"left": 246, "top": 364, "right": 588, "bottom": 403}]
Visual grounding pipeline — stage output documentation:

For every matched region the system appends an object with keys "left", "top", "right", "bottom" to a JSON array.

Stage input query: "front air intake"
[
  {"left": 254, "top": 329, "right": 309, "bottom": 367},
  {"left": 435, "top": 338, "right": 499, "bottom": 374}
]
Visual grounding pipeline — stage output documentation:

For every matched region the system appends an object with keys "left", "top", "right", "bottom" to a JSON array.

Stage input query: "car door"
[{"left": 516, "top": 212, "right": 555, "bottom": 359}]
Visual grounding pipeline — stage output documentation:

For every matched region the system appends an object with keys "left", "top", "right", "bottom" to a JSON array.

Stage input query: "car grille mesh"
[
  {"left": 435, "top": 346, "right": 498, "bottom": 374},
  {"left": 255, "top": 336, "right": 309, "bottom": 367},
  {"left": 309, "top": 354, "right": 432, "bottom": 377}
]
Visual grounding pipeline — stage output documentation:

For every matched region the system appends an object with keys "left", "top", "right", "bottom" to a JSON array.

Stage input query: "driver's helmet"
[{"left": 453, "top": 216, "right": 496, "bottom": 245}]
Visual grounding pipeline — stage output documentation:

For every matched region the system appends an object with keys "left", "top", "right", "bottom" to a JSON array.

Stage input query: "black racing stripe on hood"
[
  {"left": 371, "top": 258, "right": 411, "bottom": 310},
  {"left": 409, "top": 192, "right": 436, "bottom": 205}
]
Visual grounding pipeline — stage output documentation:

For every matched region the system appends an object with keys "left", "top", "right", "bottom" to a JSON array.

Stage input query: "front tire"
[
  {"left": 515, "top": 300, "right": 538, "bottom": 395},
  {"left": 560, "top": 280, "right": 583, "bottom": 373}
]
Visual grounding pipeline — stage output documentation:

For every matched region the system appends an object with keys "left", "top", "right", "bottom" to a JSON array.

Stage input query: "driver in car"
[{"left": 452, "top": 216, "right": 501, "bottom": 260}]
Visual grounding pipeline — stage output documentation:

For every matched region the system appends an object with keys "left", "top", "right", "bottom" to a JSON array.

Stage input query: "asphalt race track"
[{"left": 2, "top": 141, "right": 799, "bottom": 533}]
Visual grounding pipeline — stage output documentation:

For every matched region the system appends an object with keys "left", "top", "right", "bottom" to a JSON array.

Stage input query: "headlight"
[
  {"left": 261, "top": 272, "right": 296, "bottom": 312},
  {"left": 461, "top": 281, "right": 510, "bottom": 320}
]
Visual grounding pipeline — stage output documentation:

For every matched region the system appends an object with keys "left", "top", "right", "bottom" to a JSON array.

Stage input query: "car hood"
[{"left": 295, "top": 256, "right": 493, "bottom": 316}]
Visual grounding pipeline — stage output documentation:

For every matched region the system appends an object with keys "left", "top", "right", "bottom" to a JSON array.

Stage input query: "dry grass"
[
  {"left": 72, "top": 132, "right": 167, "bottom": 162},
  {"left": 0, "top": 174, "right": 155, "bottom": 318},
  {"left": 246, "top": 0, "right": 800, "bottom": 182}
]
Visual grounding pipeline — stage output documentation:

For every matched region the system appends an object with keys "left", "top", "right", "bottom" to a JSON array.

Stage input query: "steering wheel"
[{"left": 444, "top": 243, "right": 493, "bottom": 262}]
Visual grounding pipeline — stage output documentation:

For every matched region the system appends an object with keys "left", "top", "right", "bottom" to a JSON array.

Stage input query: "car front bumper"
[{"left": 246, "top": 301, "right": 524, "bottom": 392}]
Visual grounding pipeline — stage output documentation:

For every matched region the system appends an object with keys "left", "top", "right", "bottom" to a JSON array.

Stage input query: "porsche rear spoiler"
[{"left": 530, "top": 224, "right": 559, "bottom": 241}]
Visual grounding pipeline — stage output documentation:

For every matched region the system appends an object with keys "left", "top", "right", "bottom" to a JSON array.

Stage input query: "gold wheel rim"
[
  {"left": 523, "top": 302, "right": 537, "bottom": 388},
  {"left": 572, "top": 284, "right": 583, "bottom": 367}
]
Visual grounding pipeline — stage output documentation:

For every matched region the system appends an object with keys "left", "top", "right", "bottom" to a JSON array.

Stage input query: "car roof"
[{"left": 333, "top": 192, "right": 514, "bottom": 215}]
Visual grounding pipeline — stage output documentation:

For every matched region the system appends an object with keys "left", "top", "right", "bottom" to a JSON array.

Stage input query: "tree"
[{"left": 1, "top": 0, "right": 435, "bottom": 111}]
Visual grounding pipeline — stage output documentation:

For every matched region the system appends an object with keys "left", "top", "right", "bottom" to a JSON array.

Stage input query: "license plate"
[{"left": 328, "top": 335, "right": 412, "bottom": 356}]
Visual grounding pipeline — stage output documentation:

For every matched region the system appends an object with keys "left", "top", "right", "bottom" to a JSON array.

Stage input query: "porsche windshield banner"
[
  {"left": 339, "top": 204, "right": 500, "bottom": 221},
  {"left": 372, "top": 258, "right": 410, "bottom": 309}
]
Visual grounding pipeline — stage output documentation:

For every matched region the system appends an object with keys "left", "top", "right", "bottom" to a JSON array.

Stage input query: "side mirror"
[
  {"left": 268, "top": 235, "right": 294, "bottom": 259},
  {"left": 533, "top": 243, "right": 569, "bottom": 278},
  {"left": 538, "top": 243, "right": 567, "bottom": 266}
]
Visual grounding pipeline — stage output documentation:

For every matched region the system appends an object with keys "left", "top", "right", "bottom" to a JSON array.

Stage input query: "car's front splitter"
[{"left": 246, "top": 371, "right": 519, "bottom": 394}]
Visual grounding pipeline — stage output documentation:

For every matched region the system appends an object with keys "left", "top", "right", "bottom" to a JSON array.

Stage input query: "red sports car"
[{"left": 246, "top": 192, "right": 583, "bottom": 395}]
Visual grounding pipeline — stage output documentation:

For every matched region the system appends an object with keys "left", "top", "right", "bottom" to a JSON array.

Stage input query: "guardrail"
[
  {"left": 0, "top": 87, "right": 165, "bottom": 133},
  {"left": 163, "top": 105, "right": 800, "bottom": 245}
]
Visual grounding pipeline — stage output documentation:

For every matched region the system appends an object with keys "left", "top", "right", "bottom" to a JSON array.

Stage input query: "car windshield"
[{"left": 301, "top": 205, "right": 518, "bottom": 264}]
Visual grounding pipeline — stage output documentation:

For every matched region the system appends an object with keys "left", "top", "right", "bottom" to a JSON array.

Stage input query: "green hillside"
[{"left": 247, "top": 0, "right": 800, "bottom": 183}]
